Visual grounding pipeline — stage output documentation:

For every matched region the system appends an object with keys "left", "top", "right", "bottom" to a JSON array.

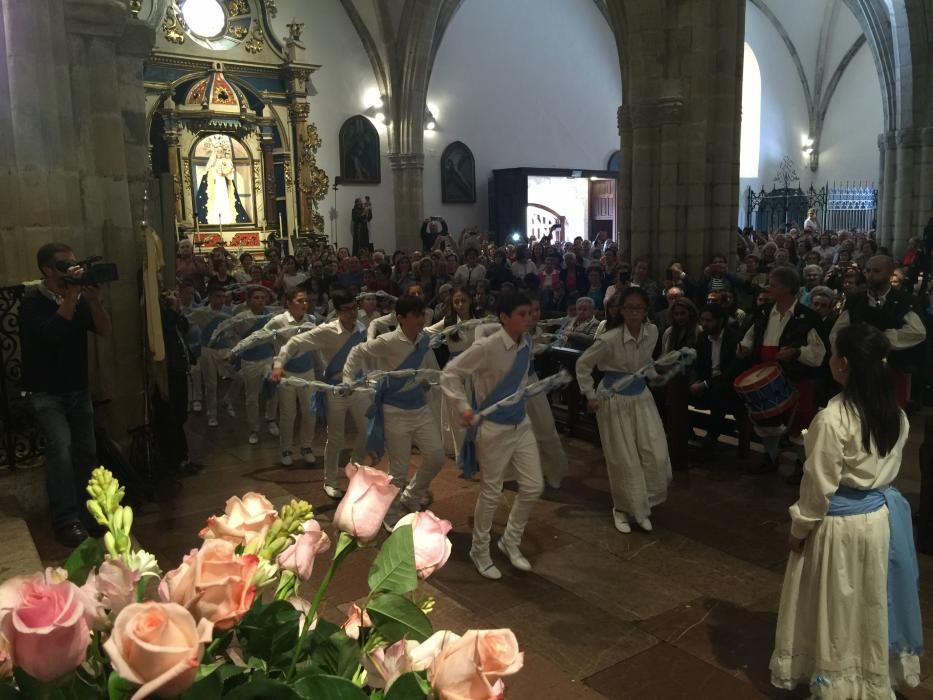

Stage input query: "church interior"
[{"left": 0, "top": 0, "right": 932, "bottom": 698}]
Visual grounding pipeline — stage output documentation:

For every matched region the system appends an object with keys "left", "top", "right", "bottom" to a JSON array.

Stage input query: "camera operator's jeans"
[{"left": 29, "top": 390, "right": 96, "bottom": 530}]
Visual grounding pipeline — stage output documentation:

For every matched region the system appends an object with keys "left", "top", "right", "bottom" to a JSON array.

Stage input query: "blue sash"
[
  {"left": 241, "top": 316, "right": 274, "bottom": 363},
  {"left": 311, "top": 322, "right": 367, "bottom": 414},
  {"left": 204, "top": 312, "right": 233, "bottom": 350},
  {"left": 458, "top": 340, "right": 531, "bottom": 478},
  {"left": 599, "top": 370, "right": 647, "bottom": 396},
  {"left": 827, "top": 484, "right": 924, "bottom": 658},
  {"left": 365, "top": 333, "right": 432, "bottom": 458}
]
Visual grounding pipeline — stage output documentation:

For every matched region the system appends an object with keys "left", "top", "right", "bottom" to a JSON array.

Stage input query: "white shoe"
[
  {"left": 469, "top": 550, "right": 502, "bottom": 580},
  {"left": 324, "top": 484, "right": 344, "bottom": 500},
  {"left": 497, "top": 540, "right": 532, "bottom": 572},
  {"left": 612, "top": 510, "right": 631, "bottom": 534},
  {"left": 225, "top": 402, "right": 237, "bottom": 418},
  {"left": 301, "top": 449, "right": 316, "bottom": 465},
  {"left": 636, "top": 517, "right": 653, "bottom": 532},
  {"left": 248, "top": 432, "right": 259, "bottom": 445},
  {"left": 546, "top": 479, "right": 562, "bottom": 489},
  {"left": 207, "top": 417, "right": 219, "bottom": 428},
  {"left": 267, "top": 421, "right": 280, "bottom": 437},
  {"left": 281, "top": 451, "right": 293, "bottom": 467},
  {"left": 192, "top": 401, "right": 203, "bottom": 413}
]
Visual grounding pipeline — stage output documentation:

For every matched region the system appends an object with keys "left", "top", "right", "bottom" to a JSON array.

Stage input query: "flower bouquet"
[{"left": 0, "top": 464, "right": 523, "bottom": 699}]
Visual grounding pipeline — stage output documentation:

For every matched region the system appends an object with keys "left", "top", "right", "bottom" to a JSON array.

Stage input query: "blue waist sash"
[
  {"left": 365, "top": 334, "right": 431, "bottom": 458},
  {"left": 458, "top": 341, "right": 531, "bottom": 478},
  {"left": 599, "top": 370, "right": 647, "bottom": 396},
  {"left": 827, "top": 484, "right": 924, "bottom": 658},
  {"left": 284, "top": 353, "right": 314, "bottom": 375},
  {"left": 241, "top": 318, "right": 274, "bottom": 362},
  {"left": 312, "top": 322, "right": 366, "bottom": 415}
]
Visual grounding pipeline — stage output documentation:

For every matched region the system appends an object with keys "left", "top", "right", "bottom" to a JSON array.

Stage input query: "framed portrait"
[
  {"left": 441, "top": 141, "right": 476, "bottom": 204},
  {"left": 339, "top": 115, "right": 381, "bottom": 184}
]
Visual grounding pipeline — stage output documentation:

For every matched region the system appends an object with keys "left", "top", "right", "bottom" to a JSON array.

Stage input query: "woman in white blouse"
[
  {"left": 575, "top": 287, "right": 672, "bottom": 534},
  {"left": 770, "top": 323, "right": 922, "bottom": 697}
]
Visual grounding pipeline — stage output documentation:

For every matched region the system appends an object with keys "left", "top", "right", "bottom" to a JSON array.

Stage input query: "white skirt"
[
  {"left": 770, "top": 506, "right": 922, "bottom": 698},
  {"left": 595, "top": 390, "right": 672, "bottom": 520}
]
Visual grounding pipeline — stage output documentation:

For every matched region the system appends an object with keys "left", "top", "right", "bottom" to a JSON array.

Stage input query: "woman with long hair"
[
  {"left": 657, "top": 297, "right": 700, "bottom": 471},
  {"left": 576, "top": 287, "right": 672, "bottom": 533},
  {"left": 391, "top": 255, "right": 414, "bottom": 289},
  {"left": 770, "top": 323, "right": 922, "bottom": 697},
  {"left": 416, "top": 257, "right": 437, "bottom": 306},
  {"left": 426, "top": 286, "right": 478, "bottom": 458}
]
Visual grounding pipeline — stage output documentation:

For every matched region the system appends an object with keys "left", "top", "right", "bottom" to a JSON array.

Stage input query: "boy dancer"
[
  {"left": 194, "top": 284, "right": 233, "bottom": 427},
  {"left": 441, "top": 292, "right": 544, "bottom": 579},
  {"left": 234, "top": 286, "right": 277, "bottom": 445},
  {"left": 272, "top": 288, "right": 369, "bottom": 496},
  {"left": 265, "top": 288, "right": 317, "bottom": 465},
  {"left": 343, "top": 295, "right": 445, "bottom": 528}
]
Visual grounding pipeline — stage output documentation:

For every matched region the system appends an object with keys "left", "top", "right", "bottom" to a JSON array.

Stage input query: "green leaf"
[
  {"left": 308, "top": 630, "right": 361, "bottom": 679},
  {"left": 0, "top": 684, "right": 19, "bottom": 700},
  {"left": 63, "top": 538, "right": 105, "bottom": 586},
  {"left": 106, "top": 672, "right": 136, "bottom": 700},
  {"left": 223, "top": 678, "right": 302, "bottom": 699},
  {"left": 179, "top": 670, "right": 222, "bottom": 700},
  {"left": 236, "top": 600, "right": 301, "bottom": 669},
  {"left": 385, "top": 672, "right": 431, "bottom": 700},
  {"left": 367, "top": 525, "right": 417, "bottom": 595},
  {"left": 290, "top": 674, "right": 368, "bottom": 700},
  {"left": 367, "top": 594, "right": 432, "bottom": 644}
]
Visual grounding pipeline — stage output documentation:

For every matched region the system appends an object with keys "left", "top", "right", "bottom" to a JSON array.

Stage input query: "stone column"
[
  {"left": 626, "top": 101, "right": 659, "bottom": 264},
  {"left": 616, "top": 105, "right": 633, "bottom": 253},
  {"left": 163, "top": 125, "right": 183, "bottom": 227},
  {"left": 917, "top": 127, "right": 933, "bottom": 229},
  {"left": 879, "top": 131, "right": 897, "bottom": 247},
  {"left": 389, "top": 152, "right": 424, "bottom": 252},
  {"left": 657, "top": 97, "right": 684, "bottom": 267},
  {"left": 893, "top": 128, "right": 917, "bottom": 257}
]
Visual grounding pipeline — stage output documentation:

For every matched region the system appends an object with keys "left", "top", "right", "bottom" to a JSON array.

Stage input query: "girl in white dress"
[
  {"left": 770, "top": 323, "right": 923, "bottom": 699},
  {"left": 576, "top": 287, "right": 672, "bottom": 533}
]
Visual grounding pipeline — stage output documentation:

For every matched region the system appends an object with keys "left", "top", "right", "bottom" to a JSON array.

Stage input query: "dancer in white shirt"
[
  {"left": 441, "top": 292, "right": 544, "bottom": 580},
  {"left": 272, "top": 288, "right": 369, "bottom": 497},
  {"left": 575, "top": 287, "right": 672, "bottom": 534},
  {"left": 343, "top": 295, "right": 445, "bottom": 529}
]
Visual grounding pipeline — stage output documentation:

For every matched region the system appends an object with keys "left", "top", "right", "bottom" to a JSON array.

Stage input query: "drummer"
[{"left": 737, "top": 267, "right": 827, "bottom": 476}]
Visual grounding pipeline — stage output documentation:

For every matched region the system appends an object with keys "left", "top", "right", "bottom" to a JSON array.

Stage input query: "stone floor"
[{"left": 20, "top": 409, "right": 933, "bottom": 700}]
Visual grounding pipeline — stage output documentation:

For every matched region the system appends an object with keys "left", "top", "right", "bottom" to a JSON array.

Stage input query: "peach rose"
[
  {"left": 332, "top": 463, "right": 399, "bottom": 543},
  {"left": 103, "top": 602, "right": 212, "bottom": 700},
  {"left": 395, "top": 510, "right": 453, "bottom": 579},
  {"left": 364, "top": 639, "right": 417, "bottom": 690},
  {"left": 199, "top": 492, "right": 278, "bottom": 547},
  {"left": 429, "top": 629, "right": 523, "bottom": 700},
  {"left": 159, "top": 539, "right": 259, "bottom": 630},
  {"left": 0, "top": 575, "right": 90, "bottom": 682},
  {"left": 277, "top": 520, "right": 331, "bottom": 580},
  {"left": 340, "top": 604, "right": 372, "bottom": 641}
]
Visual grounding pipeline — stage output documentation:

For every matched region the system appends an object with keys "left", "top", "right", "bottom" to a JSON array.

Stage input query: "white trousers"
[
  {"left": 472, "top": 418, "right": 543, "bottom": 552},
  {"left": 200, "top": 347, "right": 228, "bottom": 419},
  {"left": 278, "top": 382, "right": 316, "bottom": 453},
  {"left": 527, "top": 393, "right": 568, "bottom": 485},
  {"left": 324, "top": 392, "right": 370, "bottom": 485},
  {"left": 189, "top": 361, "right": 203, "bottom": 403},
  {"left": 383, "top": 404, "right": 445, "bottom": 509},
  {"left": 240, "top": 359, "right": 275, "bottom": 434}
]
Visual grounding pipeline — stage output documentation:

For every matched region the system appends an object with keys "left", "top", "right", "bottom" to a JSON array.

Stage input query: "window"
[
  {"left": 182, "top": 0, "right": 227, "bottom": 40},
  {"left": 740, "top": 42, "right": 761, "bottom": 179}
]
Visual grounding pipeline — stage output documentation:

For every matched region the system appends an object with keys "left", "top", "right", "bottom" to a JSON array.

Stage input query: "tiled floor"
[{"left": 21, "top": 409, "right": 933, "bottom": 700}]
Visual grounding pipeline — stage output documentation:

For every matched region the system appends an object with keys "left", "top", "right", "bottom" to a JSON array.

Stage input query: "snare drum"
[{"left": 732, "top": 363, "right": 797, "bottom": 428}]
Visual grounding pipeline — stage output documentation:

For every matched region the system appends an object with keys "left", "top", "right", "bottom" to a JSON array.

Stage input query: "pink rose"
[
  {"left": 159, "top": 539, "right": 259, "bottom": 630},
  {"left": 395, "top": 510, "right": 453, "bottom": 579},
  {"left": 408, "top": 630, "right": 461, "bottom": 671},
  {"left": 81, "top": 559, "right": 141, "bottom": 629},
  {"left": 332, "top": 463, "right": 399, "bottom": 543},
  {"left": 287, "top": 597, "right": 318, "bottom": 631},
  {"left": 277, "top": 520, "right": 331, "bottom": 580},
  {"left": 199, "top": 492, "right": 278, "bottom": 547},
  {"left": 0, "top": 575, "right": 90, "bottom": 682},
  {"left": 340, "top": 604, "right": 372, "bottom": 641},
  {"left": 103, "top": 602, "right": 212, "bottom": 700},
  {"left": 429, "top": 629, "right": 523, "bottom": 700}
]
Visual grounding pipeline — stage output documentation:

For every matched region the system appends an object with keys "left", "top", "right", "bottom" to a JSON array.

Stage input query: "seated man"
[
  {"left": 688, "top": 303, "right": 743, "bottom": 456},
  {"left": 560, "top": 296, "right": 600, "bottom": 349}
]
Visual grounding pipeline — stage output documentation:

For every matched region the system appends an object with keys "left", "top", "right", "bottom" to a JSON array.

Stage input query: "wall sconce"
[
  {"left": 363, "top": 97, "right": 388, "bottom": 125},
  {"left": 424, "top": 107, "right": 437, "bottom": 131}
]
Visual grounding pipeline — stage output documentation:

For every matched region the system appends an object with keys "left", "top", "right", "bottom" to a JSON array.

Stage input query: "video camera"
[{"left": 55, "top": 256, "right": 119, "bottom": 286}]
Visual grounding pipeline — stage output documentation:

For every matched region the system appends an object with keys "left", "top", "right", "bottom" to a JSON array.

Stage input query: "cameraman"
[{"left": 18, "top": 242, "right": 112, "bottom": 546}]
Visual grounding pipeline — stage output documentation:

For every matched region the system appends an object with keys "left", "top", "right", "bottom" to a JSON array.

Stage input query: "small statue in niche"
[{"left": 351, "top": 197, "right": 372, "bottom": 256}]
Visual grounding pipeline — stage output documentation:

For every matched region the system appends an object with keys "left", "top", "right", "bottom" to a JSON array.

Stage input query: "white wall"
[
  {"left": 741, "top": 0, "right": 883, "bottom": 210},
  {"left": 425, "top": 0, "right": 622, "bottom": 237},
  {"left": 270, "top": 1, "right": 396, "bottom": 252}
]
